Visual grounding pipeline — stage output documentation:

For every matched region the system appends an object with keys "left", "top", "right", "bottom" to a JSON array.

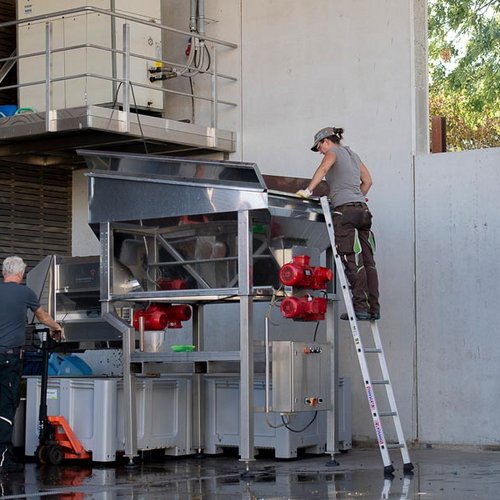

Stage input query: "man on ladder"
[
  {"left": 296, "top": 126, "right": 380, "bottom": 321},
  {"left": 297, "top": 126, "right": 413, "bottom": 475}
]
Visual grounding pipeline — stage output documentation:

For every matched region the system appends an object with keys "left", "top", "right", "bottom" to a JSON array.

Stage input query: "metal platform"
[{"left": 0, "top": 106, "right": 236, "bottom": 165}]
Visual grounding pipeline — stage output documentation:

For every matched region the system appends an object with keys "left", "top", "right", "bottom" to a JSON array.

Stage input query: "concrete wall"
[{"left": 415, "top": 147, "right": 500, "bottom": 445}]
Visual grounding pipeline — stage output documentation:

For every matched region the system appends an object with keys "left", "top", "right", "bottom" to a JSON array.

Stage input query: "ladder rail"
[{"left": 371, "top": 321, "right": 411, "bottom": 464}]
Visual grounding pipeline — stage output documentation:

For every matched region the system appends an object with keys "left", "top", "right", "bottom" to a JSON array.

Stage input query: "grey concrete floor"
[{"left": 1, "top": 447, "right": 500, "bottom": 499}]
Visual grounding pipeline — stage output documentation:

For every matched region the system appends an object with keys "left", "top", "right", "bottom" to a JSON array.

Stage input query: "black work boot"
[{"left": 340, "top": 311, "right": 372, "bottom": 321}]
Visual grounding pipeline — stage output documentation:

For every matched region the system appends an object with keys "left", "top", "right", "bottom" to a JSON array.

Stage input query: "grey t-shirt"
[
  {"left": 325, "top": 145, "right": 366, "bottom": 208},
  {"left": 0, "top": 282, "right": 40, "bottom": 349}
]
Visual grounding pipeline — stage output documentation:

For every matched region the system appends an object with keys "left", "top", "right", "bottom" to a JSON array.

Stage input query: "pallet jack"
[{"left": 35, "top": 328, "right": 91, "bottom": 465}]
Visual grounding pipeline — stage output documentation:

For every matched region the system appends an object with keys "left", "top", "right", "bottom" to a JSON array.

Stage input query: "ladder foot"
[
  {"left": 325, "top": 458, "right": 340, "bottom": 467},
  {"left": 384, "top": 464, "right": 395, "bottom": 476},
  {"left": 403, "top": 462, "right": 415, "bottom": 474}
]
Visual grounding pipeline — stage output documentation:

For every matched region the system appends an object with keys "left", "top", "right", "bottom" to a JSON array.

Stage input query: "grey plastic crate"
[
  {"left": 25, "top": 376, "right": 192, "bottom": 461},
  {"left": 203, "top": 376, "right": 351, "bottom": 458}
]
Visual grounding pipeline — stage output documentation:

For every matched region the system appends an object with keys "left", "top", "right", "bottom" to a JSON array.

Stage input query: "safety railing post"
[
  {"left": 122, "top": 23, "right": 130, "bottom": 132},
  {"left": 208, "top": 43, "right": 218, "bottom": 148},
  {"left": 211, "top": 43, "right": 218, "bottom": 130},
  {"left": 45, "top": 22, "right": 53, "bottom": 131}
]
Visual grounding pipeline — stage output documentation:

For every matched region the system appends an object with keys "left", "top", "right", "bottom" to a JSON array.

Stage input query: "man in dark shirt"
[{"left": 0, "top": 256, "right": 61, "bottom": 473}]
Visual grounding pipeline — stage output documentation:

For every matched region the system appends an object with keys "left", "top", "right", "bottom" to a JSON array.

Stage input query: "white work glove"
[{"left": 296, "top": 188, "right": 313, "bottom": 199}]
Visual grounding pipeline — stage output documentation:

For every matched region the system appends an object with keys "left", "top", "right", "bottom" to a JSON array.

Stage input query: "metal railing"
[{"left": 0, "top": 6, "right": 238, "bottom": 132}]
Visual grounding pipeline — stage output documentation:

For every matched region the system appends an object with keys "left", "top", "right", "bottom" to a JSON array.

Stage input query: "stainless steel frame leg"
[
  {"left": 238, "top": 210, "right": 254, "bottom": 463},
  {"left": 192, "top": 304, "right": 204, "bottom": 455},
  {"left": 326, "top": 247, "right": 340, "bottom": 464},
  {"left": 123, "top": 325, "right": 138, "bottom": 465}
]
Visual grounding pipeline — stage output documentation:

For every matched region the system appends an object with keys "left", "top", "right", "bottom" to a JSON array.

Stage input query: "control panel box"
[{"left": 272, "top": 341, "right": 332, "bottom": 412}]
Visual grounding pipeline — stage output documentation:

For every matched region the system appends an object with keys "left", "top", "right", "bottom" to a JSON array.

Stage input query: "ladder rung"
[
  {"left": 387, "top": 443, "right": 404, "bottom": 449},
  {"left": 372, "top": 380, "right": 389, "bottom": 385},
  {"left": 364, "top": 348, "right": 382, "bottom": 353},
  {"left": 379, "top": 411, "right": 397, "bottom": 417}
]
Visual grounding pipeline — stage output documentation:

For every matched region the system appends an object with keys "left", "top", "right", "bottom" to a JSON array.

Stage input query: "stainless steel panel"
[
  {"left": 80, "top": 149, "right": 265, "bottom": 189},
  {"left": 56, "top": 319, "right": 121, "bottom": 342},
  {"left": 27, "top": 255, "right": 128, "bottom": 343},
  {"left": 272, "top": 341, "right": 332, "bottom": 413},
  {"left": 56, "top": 256, "right": 100, "bottom": 293},
  {"left": 130, "top": 350, "right": 241, "bottom": 363},
  {"left": 88, "top": 176, "right": 269, "bottom": 223},
  {"left": 26, "top": 254, "right": 54, "bottom": 323}
]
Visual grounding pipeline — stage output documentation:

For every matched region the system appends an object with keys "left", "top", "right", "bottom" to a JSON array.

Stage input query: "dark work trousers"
[
  {"left": 332, "top": 203, "right": 380, "bottom": 315},
  {"left": 0, "top": 354, "right": 22, "bottom": 454}
]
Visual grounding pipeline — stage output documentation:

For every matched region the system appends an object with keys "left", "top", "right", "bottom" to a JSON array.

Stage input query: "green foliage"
[
  {"left": 430, "top": 92, "right": 500, "bottom": 150},
  {"left": 428, "top": 0, "right": 500, "bottom": 150}
]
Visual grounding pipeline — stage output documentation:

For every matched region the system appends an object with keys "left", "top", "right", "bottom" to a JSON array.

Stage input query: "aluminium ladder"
[{"left": 320, "top": 196, "right": 414, "bottom": 475}]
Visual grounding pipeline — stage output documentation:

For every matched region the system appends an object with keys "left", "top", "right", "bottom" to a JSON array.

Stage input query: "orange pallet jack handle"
[{"left": 48, "top": 416, "right": 92, "bottom": 460}]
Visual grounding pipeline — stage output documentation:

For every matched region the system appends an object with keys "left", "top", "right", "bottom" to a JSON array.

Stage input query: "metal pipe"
[
  {"left": 123, "top": 325, "right": 138, "bottom": 464},
  {"left": 110, "top": 0, "right": 117, "bottom": 104},
  {"left": 198, "top": 0, "right": 206, "bottom": 37},
  {"left": 325, "top": 246, "right": 339, "bottom": 457},
  {"left": 264, "top": 315, "right": 271, "bottom": 413},
  {"left": 238, "top": 210, "right": 255, "bottom": 462},
  {"left": 118, "top": 78, "right": 237, "bottom": 107},
  {"left": 101, "top": 313, "right": 137, "bottom": 463},
  {"left": 190, "top": 0, "right": 198, "bottom": 32},
  {"left": 192, "top": 304, "right": 204, "bottom": 453},
  {"left": 0, "top": 72, "right": 237, "bottom": 107},
  {"left": 50, "top": 256, "right": 56, "bottom": 319},
  {"left": 99, "top": 223, "right": 112, "bottom": 304},
  {"left": 211, "top": 44, "right": 218, "bottom": 130},
  {"left": 139, "top": 315, "right": 145, "bottom": 352},
  {"left": 3, "top": 6, "right": 237, "bottom": 48},
  {"left": 0, "top": 48, "right": 237, "bottom": 107},
  {"left": 0, "top": 43, "right": 238, "bottom": 82}
]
